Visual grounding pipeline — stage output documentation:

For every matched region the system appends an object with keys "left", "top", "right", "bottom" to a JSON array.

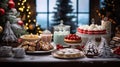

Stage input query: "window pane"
[
  {"left": 78, "top": 14, "right": 89, "bottom": 26},
  {"left": 49, "top": 0, "right": 56, "bottom": 12},
  {"left": 36, "top": 0, "right": 47, "bottom": 12},
  {"left": 36, "top": 14, "right": 47, "bottom": 29},
  {"left": 78, "top": 0, "right": 89, "bottom": 12},
  {"left": 49, "top": 13, "right": 54, "bottom": 26},
  {"left": 100, "top": 0, "right": 105, "bottom": 8},
  {"left": 71, "top": 0, "right": 77, "bottom": 12}
]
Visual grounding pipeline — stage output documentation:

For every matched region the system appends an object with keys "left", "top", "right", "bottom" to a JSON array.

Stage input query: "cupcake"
[{"left": 40, "top": 29, "right": 52, "bottom": 43}]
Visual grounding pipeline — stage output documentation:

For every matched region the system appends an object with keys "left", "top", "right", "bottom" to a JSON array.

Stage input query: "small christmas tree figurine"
[
  {"left": 84, "top": 38, "right": 99, "bottom": 58},
  {"left": 98, "top": 37, "right": 113, "bottom": 58},
  {"left": 0, "top": 0, "right": 27, "bottom": 43},
  {"left": 2, "top": 21, "right": 17, "bottom": 43}
]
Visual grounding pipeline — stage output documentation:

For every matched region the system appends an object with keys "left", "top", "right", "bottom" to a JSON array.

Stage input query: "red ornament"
[
  {"left": 18, "top": 20, "right": 24, "bottom": 26},
  {"left": 75, "top": 45, "right": 84, "bottom": 50},
  {"left": 17, "top": 38, "right": 23, "bottom": 43},
  {"left": 0, "top": 8, "right": 5, "bottom": 15},
  {"left": 56, "top": 44, "right": 63, "bottom": 50},
  {"left": 8, "top": 0, "right": 15, "bottom": 9}
]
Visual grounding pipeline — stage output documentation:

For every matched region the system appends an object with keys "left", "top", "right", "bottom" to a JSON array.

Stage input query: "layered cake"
[
  {"left": 77, "top": 24, "right": 106, "bottom": 35},
  {"left": 52, "top": 48, "right": 84, "bottom": 58},
  {"left": 64, "top": 34, "right": 81, "bottom": 43}
]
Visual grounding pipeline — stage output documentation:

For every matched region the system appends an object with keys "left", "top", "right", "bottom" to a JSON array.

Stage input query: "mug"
[{"left": 13, "top": 48, "right": 26, "bottom": 58}]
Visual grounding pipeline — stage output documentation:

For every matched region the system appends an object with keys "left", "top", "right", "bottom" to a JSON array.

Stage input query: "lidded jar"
[{"left": 53, "top": 20, "right": 70, "bottom": 46}]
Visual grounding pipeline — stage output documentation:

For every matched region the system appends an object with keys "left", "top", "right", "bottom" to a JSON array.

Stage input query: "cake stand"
[
  {"left": 76, "top": 32, "right": 111, "bottom": 46},
  {"left": 65, "top": 42, "right": 83, "bottom": 49}
]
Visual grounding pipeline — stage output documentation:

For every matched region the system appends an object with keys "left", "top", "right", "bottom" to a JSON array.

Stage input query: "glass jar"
[{"left": 53, "top": 20, "right": 70, "bottom": 46}]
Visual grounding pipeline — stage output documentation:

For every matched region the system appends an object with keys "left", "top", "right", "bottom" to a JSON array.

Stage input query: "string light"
[
  {"left": 39, "top": 31, "right": 42, "bottom": 33},
  {"left": 33, "top": 19, "right": 36, "bottom": 22},
  {"left": 37, "top": 27, "right": 40, "bottom": 30},
  {"left": 26, "top": 9, "right": 29, "bottom": 12},
  {"left": 19, "top": 8, "right": 24, "bottom": 12},
  {"left": 18, "top": 3, "right": 20, "bottom": 5},
  {"left": 28, "top": 12, "right": 31, "bottom": 14},
  {"left": 27, "top": 6, "right": 30, "bottom": 9},
  {"left": 21, "top": 3, "right": 24, "bottom": 5},
  {"left": 23, "top": 6, "right": 25, "bottom": 8},
  {"left": 17, "top": 0, "right": 42, "bottom": 34},
  {"left": 36, "top": 23, "right": 39, "bottom": 26},
  {"left": 28, "top": 20, "right": 31, "bottom": 22},
  {"left": 23, "top": 0, "right": 26, "bottom": 2},
  {"left": 27, "top": 15, "right": 30, "bottom": 18},
  {"left": 98, "top": 13, "right": 101, "bottom": 16},
  {"left": 26, "top": 23, "right": 28, "bottom": 26}
]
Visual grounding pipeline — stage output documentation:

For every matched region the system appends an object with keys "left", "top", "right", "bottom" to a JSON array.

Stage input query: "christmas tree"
[
  {"left": 0, "top": 0, "right": 27, "bottom": 43},
  {"left": 96, "top": 0, "right": 120, "bottom": 37},
  {"left": 52, "top": 0, "right": 76, "bottom": 33}
]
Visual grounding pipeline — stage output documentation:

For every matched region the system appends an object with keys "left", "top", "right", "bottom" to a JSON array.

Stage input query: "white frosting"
[
  {"left": 90, "top": 24, "right": 95, "bottom": 28},
  {"left": 88, "top": 26, "right": 94, "bottom": 30},
  {"left": 43, "top": 29, "right": 51, "bottom": 34},
  {"left": 54, "top": 31, "right": 70, "bottom": 35},
  {"left": 93, "top": 28, "right": 98, "bottom": 31}
]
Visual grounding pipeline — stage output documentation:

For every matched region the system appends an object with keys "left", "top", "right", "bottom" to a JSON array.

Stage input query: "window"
[
  {"left": 100, "top": 0, "right": 105, "bottom": 8},
  {"left": 36, "top": 0, "right": 90, "bottom": 30}
]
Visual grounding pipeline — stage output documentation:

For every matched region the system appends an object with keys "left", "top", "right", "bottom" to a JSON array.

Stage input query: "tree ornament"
[
  {"left": 17, "top": 20, "right": 24, "bottom": 26},
  {"left": 17, "top": 38, "right": 23, "bottom": 43},
  {"left": 0, "top": 26, "right": 3, "bottom": 33},
  {"left": 29, "top": 24, "right": 35, "bottom": 30},
  {"left": 11, "top": 8, "right": 17, "bottom": 15},
  {"left": 56, "top": 44, "right": 63, "bottom": 50},
  {"left": 8, "top": 0, "right": 15, "bottom": 9},
  {"left": 0, "top": 8, "right": 5, "bottom": 15},
  {"left": 98, "top": 37, "right": 114, "bottom": 58},
  {"left": 84, "top": 37, "right": 99, "bottom": 58}
]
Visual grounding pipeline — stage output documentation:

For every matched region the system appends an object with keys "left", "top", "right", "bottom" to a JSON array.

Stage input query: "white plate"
[{"left": 26, "top": 43, "right": 56, "bottom": 54}]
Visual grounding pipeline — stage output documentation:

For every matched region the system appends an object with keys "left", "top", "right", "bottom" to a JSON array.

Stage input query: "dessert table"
[
  {"left": 0, "top": 53, "right": 120, "bottom": 67},
  {"left": 0, "top": 40, "right": 120, "bottom": 67}
]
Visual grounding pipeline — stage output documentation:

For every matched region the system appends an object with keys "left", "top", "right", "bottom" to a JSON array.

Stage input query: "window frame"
[{"left": 36, "top": 0, "right": 90, "bottom": 29}]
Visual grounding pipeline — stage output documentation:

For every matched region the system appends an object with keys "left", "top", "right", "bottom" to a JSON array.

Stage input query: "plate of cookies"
[{"left": 19, "top": 41, "right": 56, "bottom": 53}]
